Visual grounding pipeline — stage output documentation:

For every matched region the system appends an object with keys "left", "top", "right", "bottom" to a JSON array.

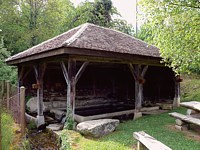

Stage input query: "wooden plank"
[
  {"left": 169, "top": 112, "right": 200, "bottom": 126},
  {"left": 180, "top": 101, "right": 200, "bottom": 112},
  {"left": 74, "top": 109, "right": 135, "bottom": 123},
  {"left": 133, "top": 131, "right": 172, "bottom": 150},
  {"left": 141, "top": 106, "right": 159, "bottom": 112},
  {"left": 75, "top": 61, "right": 89, "bottom": 84}
]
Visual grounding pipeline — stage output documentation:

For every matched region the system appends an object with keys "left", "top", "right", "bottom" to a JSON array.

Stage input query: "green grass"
[
  {"left": 62, "top": 74, "right": 200, "bottom": 150},
  {"left": 1, "top": 111, "right": 15, "bottom": 150},
  {"left": 65, "top": 108, "right": 200, "bottom": 150},
  {"left": 181, "top": 74, "right": 200, "bottom": 102}
]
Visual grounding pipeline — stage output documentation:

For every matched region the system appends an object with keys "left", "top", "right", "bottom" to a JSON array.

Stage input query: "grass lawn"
[
  {"left": 64, "top": 107, "right": 200, "bottom": 150},
  {"left": 60, "top": 74, "right": 200, "bottom": 150}
]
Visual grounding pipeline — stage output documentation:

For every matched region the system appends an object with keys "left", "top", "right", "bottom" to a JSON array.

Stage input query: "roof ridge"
[
  {"left": 63, "top": 23, "right": 90, "bottom": 46},
  {"left": 87, "top": 23, "right": 157, "bottom": 49}
]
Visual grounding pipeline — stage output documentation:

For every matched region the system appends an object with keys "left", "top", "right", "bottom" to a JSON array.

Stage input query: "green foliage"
[
  {"left": 138, "top": 0, "right": 200, "bottom": 74},
  {"left": 60, "top": 130, "right": 71, "bottom": 150},
  {"left": 1, "top": 0, "right": 135, "bottom": 56},
  {"left": 0, "top": 0, "right": 75, "bottom": 55},
  {"left": 27, "top": 120, "right": 37, "bottom": 130},
  {"left": 181, "top": 74, "right": 200, "bottom": 102},
  {"left": 0, "top": 37, "right": 17, "bottom": 84},
  {"left": 21, "top": 139, "right": 32, "bottom": 150},
  {"left": 71, "top": 0, "right": 135, "bottom": 35},
  {"left": 1, "top": 112, "right": 15, "bottom": 150},
  {"left": 65, "top": 106, "right": 74, "bottom": 130}
]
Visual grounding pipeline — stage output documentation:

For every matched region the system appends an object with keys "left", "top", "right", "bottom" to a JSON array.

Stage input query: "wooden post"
[
  {"left": 34, "top": 64, "right": 46, "bottom": 127},
  {"left": 173, "top": 75, "right": 180, "bottom": 108},
  {"left": 6, "top": 81, "right": 10, "bottom": 110},
  {"left": 61, "top": 60, "right": 89, "bottom": 129},
  {"left": 135, "top": 65, "right": 141, "bottom": 111},
  {"left": 128, "top": 64, "right": 148, "bottom": 120},
  {"left": 20, "top": 86, "right": 25, "bottom": 136},
  {"left": 68, "top": 59, "right": 76, "bottom": 118}
]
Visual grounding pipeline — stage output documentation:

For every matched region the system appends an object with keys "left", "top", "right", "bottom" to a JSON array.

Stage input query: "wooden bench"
[
  {"left": 169, "top": 112, "right": 200, "bottom": 131},
  {"left": 169, "top": 112, "right": 200, "bottom": 126},
  {"left": 133, "top": 131, "right": 172, "bottom": 150}
]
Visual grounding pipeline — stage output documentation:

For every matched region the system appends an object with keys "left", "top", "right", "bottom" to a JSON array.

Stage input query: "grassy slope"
[
  {"left": 66, "top": 108, "right": 200, "bottom": 150},
  {"left": 181, "top": 74, "right": 200, "bottom": 102}
]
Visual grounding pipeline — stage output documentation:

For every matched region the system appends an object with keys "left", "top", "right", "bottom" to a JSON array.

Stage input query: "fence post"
[
  {"left": 20, "top": 86, "right": 25, "bottom": 136},
  {"left": 6, "top": 81, "right": 10, "bottom": 110}
]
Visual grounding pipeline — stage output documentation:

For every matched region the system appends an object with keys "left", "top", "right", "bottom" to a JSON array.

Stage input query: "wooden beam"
[
  {"left": 21, "top": 67, "right": 32, "bottom": 81},
  {"left": 33, "top": 65, "right": 38, "bottom": 80},
  {"left": 60, "top": 61, "right": 69, "bottom": 85},
  {"left": 75, "top": 62, "right": 89, "bottom": 84},
  {"left": 18, "top": 66, "right": 25, "bottom": 81},
  {"left": 128, "top": 63, "right": 137, "bottom": 80},
  {"left": 141, "top": 65, "right": 148, "bottom": 77}
]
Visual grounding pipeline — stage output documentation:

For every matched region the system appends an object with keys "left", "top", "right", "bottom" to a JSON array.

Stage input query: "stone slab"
[{"left": 76, "top": 119, "right": 119, "bottom": 138}]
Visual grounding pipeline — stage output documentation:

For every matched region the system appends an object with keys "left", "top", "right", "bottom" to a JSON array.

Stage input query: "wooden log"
[{"left": 20, "top": 86, "right": 26, "bottom": 136}]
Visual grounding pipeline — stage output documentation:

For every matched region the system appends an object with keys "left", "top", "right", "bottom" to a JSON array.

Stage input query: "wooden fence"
[{"left": 0, "top": 80, "right": 26, "bottom": 140}]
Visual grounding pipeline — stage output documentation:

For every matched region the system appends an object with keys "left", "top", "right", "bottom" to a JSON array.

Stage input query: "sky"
[{"left": 72, "top": 0, "right": 137, "bottom": 28}]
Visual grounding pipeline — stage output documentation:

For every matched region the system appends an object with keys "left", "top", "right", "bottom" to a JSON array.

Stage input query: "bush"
[{"left": 1, "top": 112, "right": 15, "bottom": 149}]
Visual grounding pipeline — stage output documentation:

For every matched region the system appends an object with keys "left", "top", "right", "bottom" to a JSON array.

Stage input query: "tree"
[
  {"left": 139, "top": 0, "right": 200, "bottom": 74},
  {"left": 70, "top": 0, "right": 134, "bottom": 35},
  {"left": 0, "top": 0, "right": 75, "bottom": 55},
  {"left": 0, "top": 36, "right": 17, "bottom": 84}
]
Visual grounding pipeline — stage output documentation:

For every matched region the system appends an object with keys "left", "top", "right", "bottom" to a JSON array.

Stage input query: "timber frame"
[{"left": 6, "top": 23, "right": 180, "bottom": 126}]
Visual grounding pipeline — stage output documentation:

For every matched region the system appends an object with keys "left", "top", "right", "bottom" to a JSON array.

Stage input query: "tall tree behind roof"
[
  {"left": 0, "top": 0, "right": 75, "bottom": 55},
  {"left": 1, "top": 0, "right": 135, "bottom": 55}
]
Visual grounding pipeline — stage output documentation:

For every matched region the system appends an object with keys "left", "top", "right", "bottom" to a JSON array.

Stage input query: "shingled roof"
[{"left": 6, "top": 23, "right": 160, "bottom": 63}]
